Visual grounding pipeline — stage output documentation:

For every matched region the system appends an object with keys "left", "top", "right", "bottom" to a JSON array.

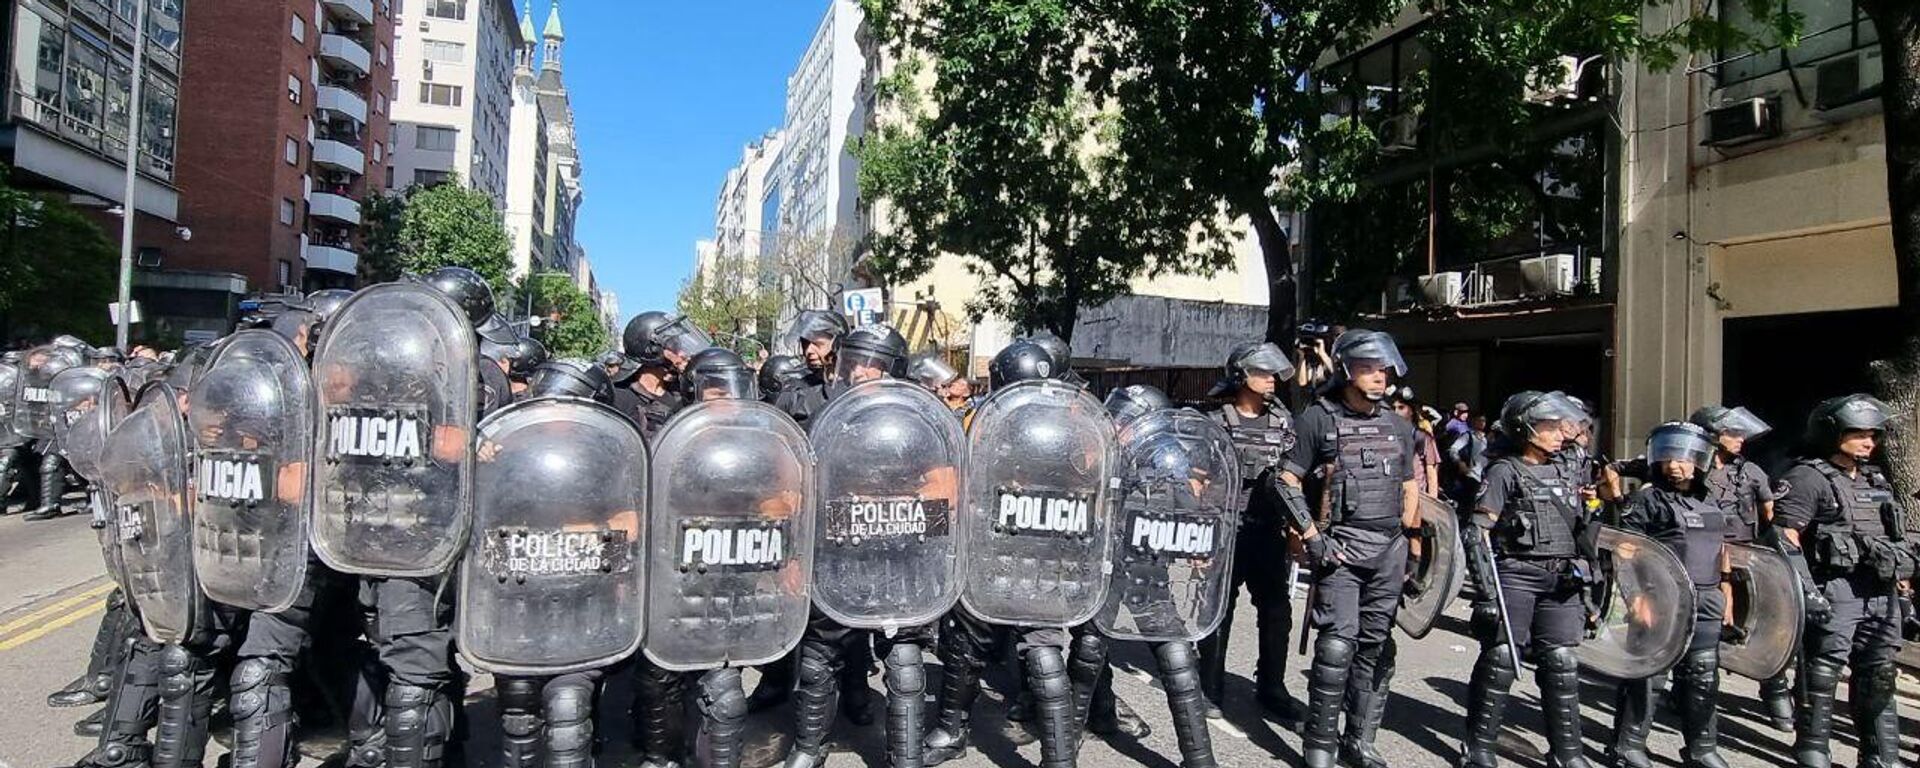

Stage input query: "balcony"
[
  {"left": 308, "top": 192, "right": 362, "bottom": 225},
  {"left": 322, "top": 0, "right": 374, "bottom": 26},
  {"left": 306, "top": 243, "right": 360, "bottom": 275},
  {"left": 316, "top": 86, "right": 368, "bottom": 126},
  {"left": 319, "top": 35, "right": 372, "bottom": 77},
  {"left": 312, "top": 139, "right": 366, "bottom": 175}
]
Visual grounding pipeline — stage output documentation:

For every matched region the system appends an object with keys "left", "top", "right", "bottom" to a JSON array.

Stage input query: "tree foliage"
[
  {"left": 0, "top": 169, "right": 117, "bottom": 343},
  {"left": 856, "top": 0, "right": 1239, "bottom": 341},
  {"left": 394, "top": 180, "right": 514, "bottom": 298},
  {"left": 677, "top": 250, "right": 782, "bottom": 356},
  {"left": 358, "top": 191, "right": 409, "bottom": 285},
  {"left": 523, "top": 271, "right": 608, "bottom": 358}
]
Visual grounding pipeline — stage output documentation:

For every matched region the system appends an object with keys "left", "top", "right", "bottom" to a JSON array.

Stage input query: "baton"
[{"left": 1478, "top": 528, "right": 1523, "bottom": 671}]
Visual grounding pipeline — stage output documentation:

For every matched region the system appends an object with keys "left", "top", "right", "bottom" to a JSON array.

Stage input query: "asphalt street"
[{"left": 1, "top": 506, "right": 1915, "bottom": 768}]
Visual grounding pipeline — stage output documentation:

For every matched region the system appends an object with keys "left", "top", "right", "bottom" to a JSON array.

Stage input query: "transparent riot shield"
[
  {"left": 1579, "top": 525, "right": 1698, "bottom": 679},
  {"left": 1095, "top": 409, "right": 1241, "bottom": 642},
  {"left": 961, "top": 379, "right": 1120, "bottom": 628},
  {"left": 1720, "top": 542, "right": 1804, "bottom": 681},
  {"left": 644, "top": 399, "right": 814, "bottom": 671},
  {"left": 1396, "top": 494, "right": 1463, "bottom": 639},
  {"left": 309, "top": 282, "right": 478, "bottom": 577},
  {"left": 51, "top": 367, "right": 124, "bottom": 483},
  {"left": 189, "top": 330, "right": 317, "bottom": 613},
  {"left": 0, "top": 362, "right": 25, "bottom": 449},
  {"left": 101, "top": 384, "right": 201, "bottom": 644},
  {"left": 458, "top": 398, "right": 650, "bottom": 676},
  {"left": 15, "top": 344, "right": 83, "bottom": 440},
  {"left": 809, "top": 379, "right": 968, "bottom": 633}
]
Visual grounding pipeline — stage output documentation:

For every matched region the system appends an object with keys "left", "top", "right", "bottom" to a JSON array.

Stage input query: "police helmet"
[
  {"left": 1646, "top": 421, "right": 1715, "bottom": 470},
  {"left": 1329, "top": 329, "right": 1407, "bottom": 394},
  {"left": 419, "top": 266, "right": 496, "bottom": 326},
  {"left": 1209, "top": 341, "right": 1296, "bottom": 397},
  {"left": 988, "top": 340, "right": 1054, "bottom": 390},
  {"left": 1805, "top": 394, "right": 1892, "bottom": 452},
  {"left": 758, "top": 354, "right": 809, "bottom": 398},
  {"left": 685, "top": 347, "right": 757, "bottom": 402},
  {"left": 527, "top": 358, "right": 614, "bottom": 404},
  {"left": 833, "top": 324, "right": 909, "bottom": 384},
  {"left": 907, "top": 354, "right": 962, "bottom": 392},
  {"left": 1688, "top": 405, "right": 1772, "bottom": 440},
  {"left": 1104, "top": 384, "right": 1172, "bottom": 429}
]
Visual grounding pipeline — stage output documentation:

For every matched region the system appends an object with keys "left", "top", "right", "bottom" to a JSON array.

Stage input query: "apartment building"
[{"left": 388, "top": 0, "right": 517, "bottom": 204}]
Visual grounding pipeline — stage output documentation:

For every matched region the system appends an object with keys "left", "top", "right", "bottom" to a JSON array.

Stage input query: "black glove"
[
  {"left": 1305, "top": 535, "right": 1340, "bottom": 571},
  {"left": 1805, "top": 590, "right": 1833, "bottom": 624},
  {"left": 1721, "top": 624, "right": 1749, "bottom": 645},
  {"left": 1403, "top": 572, "right": 1425, "bottom": 599}
]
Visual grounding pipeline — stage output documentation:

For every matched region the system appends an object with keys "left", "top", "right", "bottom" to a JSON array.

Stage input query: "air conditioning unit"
[
  {"left": 1379, "top": 113, "right": 1420, "bottom": 154},
  {"left": 1417, "top": 272, "right": 1465, "bottom": 306},
  {"left": 1702, "top": 97, "right": 1780, "bottom": 148},
  {"left": 1814, "top": 49, "right": 1884, "bottom": 117},
  {"left": 418, "top": 20, "right": 429, "bottom": 31},
  {"left": 1520, "top": 253, "right": 1577, "bottom": 295},
  {"left": 1524, "top": 55, "right": 1582, "bottom": 104}
]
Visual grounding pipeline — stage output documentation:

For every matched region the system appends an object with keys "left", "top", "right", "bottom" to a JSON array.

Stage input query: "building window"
[
  {"left": 414, "top": 169, "right": 451, "bottom": 187},
  {"left": 1721, "top": 0, "right": 1878, "bottom": 84},
  {"left": 423, "top": 0, "right": 466, "bottom": 21},
  {"left": 416, "top": 125, "right": 458, "bottom": 151},
  {"left": 423, "top": 40, "right": 465, "bottom": 63},
  {"left": 280, "top": 198, "right": 297, "bottom": 225},
  {"left": 373, "top": 142, "right": 383, "bottom": 162},
  {"left": 62, "top": 33, "right": 107, "bottom": 143},
  {"left": 286, "top": 137, "right": 300, "bottom": 165},
  {"left": 419, "top": 83, "right": 462, "bottom": 106},
  {"left": 278, "top": 260, "right": 293, "bottom": 288},
  {"left": 141, "top": 76, "right": 177, "bottom": 180},
  {"left": 291, "top": 13, "right": 305, "bottom": 43},
  {"left": 287, "top": 74, "right": 302, "bottom": 103},
  {"left": 375, "top": 93, "right": 387, "bottom": 113},
  {"left": 378, "top": 44, "right": 390, "bottom": 67}
]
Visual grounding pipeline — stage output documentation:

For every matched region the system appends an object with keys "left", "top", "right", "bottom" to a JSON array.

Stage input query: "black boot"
[
  {"left": 1155, "top": 642, "right": 1217, "bottom": 768},
  {"left": 496, "top": 676, "right": 544, "bottom": 768},
  {"left": 1339, "top": 641, "right": 1392, "bottom": 768},
  {"left": 74, "top": 707, "right": 108, "bottom": 737},
  {"left": 52, "top": 675, "right": 109, "bottom": 708},
  {"left": 1849, "top": 662, "right": 1900, "bottom": 768},
  {"left": 228, "top": 658, "right": 296, "bottom": 768},
  {"left": 1536, "top": 647, "right": 1591, "bottom": 768},
  {"left": 632, "top": 661, "right": 688, "bottom": 768},
  {"left": 1025, "top": 646, "right": 1077, "bottom": 768},
  {"left": 68, "top": 638, "right": 158, "bottom": 768},
  {"left": 923, "top": 618, "right": 987, "bottom": 767},
  {"left": 747, "top": 653, "right": 796, "bottom": 713},
  {"left": 1606, "top": 678, "right": 1652, "bottom": 768},
  {"left": 1458, "top": 646, "right": 1515, "bottom": 768},
  {"left": 344, "top": 653, "right": 386, "bottom": 768},
  {"left": 784, "top": 637, "right": 842, "bottom": 768},
  {"left": 1252, "top": 593, "right": 1301, "bottom": 723},
  {"left": 1759, "top": 669, "right": 1794, "bottom": 732},
  {"left": 153, "top": 644, "right": 216, "bottom": 768},
  {"left": 25, "top": 451, "right": 67, "bottom": 520},
  {"left": 1195, "top": 613, "right": 1229, "bottom": 720},
  {"left": 883, "top": 643, "right": 927, "bottom": 768},
  {"left": 1066, "top": 633, "right": 1107, "bottom": 748},
  {"left": 0, "top": 445, "right": 22, "bottom": 509},
  {"left": 383, "top": 683, "right": 452, "bottom": 768},
  {"left": 696, "top": 669, "right": 747, "bottom": 768},
  {"left": 1302, "top": 635, "right": 1356, "bottom": 768},
  {"left": 1674, "top": 650, "right": 1729, "bottom": 768},
  {"left": 55, "top": 591, "right": 134, "bottom": 708},
  {"left": 1792, "top": 658, "right": 1841, "bottom": 768}
]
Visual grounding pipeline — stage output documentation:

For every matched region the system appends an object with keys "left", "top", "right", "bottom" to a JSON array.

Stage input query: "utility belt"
[
  {"left": 1500, "top": 552, "right": 1597, "bottom": 592},
  {"left": 1810, "top": 524, "right": 1918, "bottom": 582}
]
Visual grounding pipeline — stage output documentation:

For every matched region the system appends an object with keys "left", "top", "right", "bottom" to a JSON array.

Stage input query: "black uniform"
[
  {"left": 1460, "top": 456, "right": 1592, "bottom": 768},
  {"left": 1195, "top": 403, "right": 1298, "bottom": 716},
  {"left": 1612, "top": 480, "right": 1735, "bottom": 768},
  {"left": 1703, "top": 458, "right": 1772, "bottom": 545},
  {"left": 1285, "top": 396, "right": 1415, "bottom": 768},
  {"left": 1773, "top": 459, "right": 1912, "bottom": 768}
]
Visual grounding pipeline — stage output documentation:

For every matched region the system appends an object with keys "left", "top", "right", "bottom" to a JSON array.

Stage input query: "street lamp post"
[{"left": 113, "top": 0, "right": 150, "bottom": 351}]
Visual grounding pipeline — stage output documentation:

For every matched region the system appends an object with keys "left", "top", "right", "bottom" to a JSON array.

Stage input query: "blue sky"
[{"left": 559, "top": 0, "right": 829, "bottom": 320}]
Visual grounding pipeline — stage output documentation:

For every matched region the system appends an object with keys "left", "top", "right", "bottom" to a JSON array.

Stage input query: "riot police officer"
[
  {"left": 1197, "top": 341, "right": 1302, "bottom": 721},
  {"left": 617, "top": 311, "right": 710, "bottom": 437},
  {"left": 782, "top": 324, "right": 914, "bottom": 768},
  {"left": 1773, "top": 395, "right": 1913, "bottom": 768},
  {"left": 760, "top": 355, "right": 809, "bottom": 404},
  {"left": 1610, "top": 422, "right": 1733, "bottom": 768},
  {"left": 786, "top": 309, "right": 850, "bottom": 387},
  {"left": 908, "top": 353, "right": 976, "bottom": 424},
  {"left": 1458, "top": 391, "right": 1592, "bottom": 768},
  {"left": 1280, "top": 329, "right": 1419, "bottom": 768},
  {"left": 1689, "top": 404, "right": 1793, "bottom": 729},
  {"left": 20, "top": 339, "right": 87, "bottom": 520}
]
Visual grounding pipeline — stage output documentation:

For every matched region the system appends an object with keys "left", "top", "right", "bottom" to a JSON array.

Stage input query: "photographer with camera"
[{"left": 1293, "top": 320, "right": 1342, "bottom": 397}]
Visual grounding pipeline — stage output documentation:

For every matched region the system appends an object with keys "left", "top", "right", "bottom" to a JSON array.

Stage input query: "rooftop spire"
[
  {"left": 518, "top": 0, "right": 535, "bottom": 44},
  {"left": 543, "top": 0, "right": 565, "bottom": 41}
]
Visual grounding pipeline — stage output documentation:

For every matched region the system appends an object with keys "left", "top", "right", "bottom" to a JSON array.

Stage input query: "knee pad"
[
  {"left": 498, "top": 677, "right": 543, "bottom": 738},
  {"left": 229, "top": 658, "right": 289, "bottom": 721},
  {"left": 1313, "top": 635, "right": 1356, "bottom": 668},
  {"left": 158, "top": 645, "right": 195, "bottom": 698},
  {"left": 696, "top": 670, "right": 747, "bottom": 722},
  {"left": 1475, "top": 646, "right": 1517, "bottom": 688},
  {"left": 1155, "top": 642, "right": 1201, "bottom": 693},
  {"left": 884, "top": 643, "right": 925, "bottom": 697},
  {"left": 546, "top": 682, "right": 596, "bottom": 753},
  {"left": 385, "top": 683, "right": 436, "bottom": 728},
  {"left": 1024, "top": 646, "right": 1069, "bottom": 701},
  {"left": 798, "top": 638, "right": 842, "bottom": 686},
  {"left": 1538, "top": 645, "right": 1579, "bottom": 674}
]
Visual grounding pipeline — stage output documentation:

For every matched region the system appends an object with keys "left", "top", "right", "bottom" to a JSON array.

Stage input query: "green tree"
[
  {"left": 856, "top": 0, "right": 1237, "bottom": 341},
  {"left": 523, "top": 271, "right": 608, "bottom": 358},
  {"left": 677, "top": 251, "right": 781, "bottom": 356},
  {"left": 0, "top": 170, "right": 117, "bottom": 343},
  {"left": 358, "top": 191, "right": 409, "bottom": 285},
  {"left": 395, "top": 179, "right": 514, "bottom": 297}
]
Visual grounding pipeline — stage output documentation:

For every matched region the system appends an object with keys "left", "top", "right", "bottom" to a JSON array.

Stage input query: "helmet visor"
[
  {"left": 692, "top": 368, "right": 757, "bottom": 402},
  {"left": 1334, "top": 332, "right": 1408, "bottom": 379},
  {"left": 1236, "top": 342, "right": 1297, "bottom": 379},
  {"left": 657, "top": 316, "right": 715, "bottom": 359},
  {"left": 1832, "top": 396, "right": 1892, "bottom": 432},
  {"left": 1648, "top": 428, "right": 1714, "bottom": 468},
  {"left": 908, "top": 355, "right": 960, "bottom": 390},
  {"left": 835, "top": 347, "right": 899, "bottom": 385},
  {"left": 1712, "top": 406, "right": 1771, "bottom": 439}
]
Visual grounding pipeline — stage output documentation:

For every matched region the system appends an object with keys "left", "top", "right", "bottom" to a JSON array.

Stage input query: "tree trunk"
[
  {"left": 1246, "top": 199, "right": 1299, "bottom": 346},
  {"left": 1860, "top": 1, "right": 1920, "bottom": 529}
]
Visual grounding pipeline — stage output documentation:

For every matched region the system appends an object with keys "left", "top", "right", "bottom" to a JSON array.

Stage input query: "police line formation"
[{"left": 8, "top": 265, "right": 1914, "bottom": 768}]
